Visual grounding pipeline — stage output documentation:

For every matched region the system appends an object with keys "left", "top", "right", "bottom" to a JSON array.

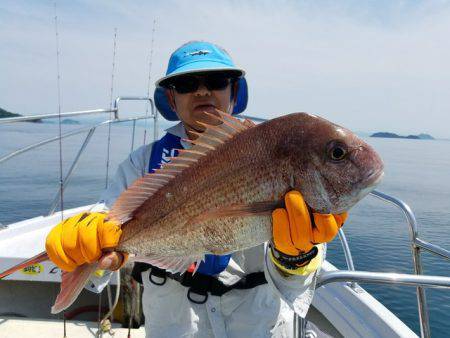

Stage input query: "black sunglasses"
[{"left": 168, "top": 73, "right": 236, "bottom": 94}]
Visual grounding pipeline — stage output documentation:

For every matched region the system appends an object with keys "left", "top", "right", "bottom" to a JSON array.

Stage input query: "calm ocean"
[{"left": 1, "top": 120, "right": 449, "bottom": 337}]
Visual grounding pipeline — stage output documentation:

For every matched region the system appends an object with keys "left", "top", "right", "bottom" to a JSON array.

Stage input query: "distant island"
[
  {"left": 0, "top": 107, "right": 21, "bottom": 119},
  {"left": 44, "top": 118, "right": 80, "bottom": 125},
  {"left": 371, "top": 132, "right": 434, "bottom": 140},
  {"left": 1, "top": 108, "right": 80, "bottom": 124},
  {"left": 61, "top": 119, "right": 80, "bottom": 125},
  {"left": 0, "top": 106, "right": 44, "bottom": 123}
]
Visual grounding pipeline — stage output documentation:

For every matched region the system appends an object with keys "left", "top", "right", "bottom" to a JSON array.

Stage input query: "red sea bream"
[{"left": 0, "top": 111, "right": 384, "bottom": 313}]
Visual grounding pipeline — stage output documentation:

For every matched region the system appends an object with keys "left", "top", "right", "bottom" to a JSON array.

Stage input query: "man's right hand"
[{"left": 45, "top": 212, "right": 125, "bottom": 272}]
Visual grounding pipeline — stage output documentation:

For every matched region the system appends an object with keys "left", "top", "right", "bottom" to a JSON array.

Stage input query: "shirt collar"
[{"left": 165, "top": 122, "right": 191, "bottom": 149}]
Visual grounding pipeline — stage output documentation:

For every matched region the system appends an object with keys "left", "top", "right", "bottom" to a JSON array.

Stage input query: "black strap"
[
  {"left": 270, "top": 245, "right": 318, "bottom": 270},
  {"left": 131, "top": 262, "right": 151, "bottom": 284},
  {"left": 131, "top": 263, "right": 268, "bottom": 304},
  {"left": 179, "top": 270, "right": 267, "bottom": 296},
  {"left": 180, "top": 270, "right": 268, "bottom": 304}
]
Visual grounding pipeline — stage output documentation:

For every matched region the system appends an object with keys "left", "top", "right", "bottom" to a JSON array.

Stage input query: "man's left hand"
[{"left": 270, "top": 190, "right": 348, "bottom": 275}]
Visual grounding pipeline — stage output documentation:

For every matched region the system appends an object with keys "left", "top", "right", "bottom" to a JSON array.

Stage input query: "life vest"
[
  {"left": 131, "top": 132, "right": 268, "bottom": 301},
  {"left": 143, "top": 132, "right": 232, "bottom": 276}
]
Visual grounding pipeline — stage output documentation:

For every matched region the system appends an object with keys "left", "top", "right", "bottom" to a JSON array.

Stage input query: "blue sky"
[{"left": 1, "top": 0, "right": 450, "bottom": 137}]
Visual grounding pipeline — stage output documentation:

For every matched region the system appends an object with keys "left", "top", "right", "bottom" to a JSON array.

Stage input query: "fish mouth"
[
  {"left": 363, "top": 167, "right": 384, "bottom": 187},
  {"left": 350, "top": 167, "right": 384, "bottom": 205},
  {"left": 333, "top": 168, "right": 384, "bottom": 215}
]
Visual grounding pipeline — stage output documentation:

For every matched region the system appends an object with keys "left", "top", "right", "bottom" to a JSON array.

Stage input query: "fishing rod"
[
  {"left": 51, "top": 8, "right": 121, "bottom": 338},
  {"left": 53, "top": 2, "right": 67, "bottom": 337},
  {"left": 143, "top": 19, "right": 157, "bottom": 146},
  {"left": 95, "top": 27, "right": 120, "bottom": 338},
  {"left": 104, "top": 28, "right": 118, "bottom": 190}
]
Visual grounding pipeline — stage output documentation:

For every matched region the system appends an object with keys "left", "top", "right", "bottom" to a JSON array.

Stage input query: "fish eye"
[{"left": 327, "top": 141, "right": 348, "bottom": 162}]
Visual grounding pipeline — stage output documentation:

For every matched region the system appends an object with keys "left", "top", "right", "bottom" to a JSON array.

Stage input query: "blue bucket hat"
[{"left": 154, "top": 41, "right": 248, "bottom": 121}]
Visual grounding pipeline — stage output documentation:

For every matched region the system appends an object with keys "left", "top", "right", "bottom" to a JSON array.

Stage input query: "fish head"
[{"left": 280, "top": 113, "right": 384, "bottom": 214}]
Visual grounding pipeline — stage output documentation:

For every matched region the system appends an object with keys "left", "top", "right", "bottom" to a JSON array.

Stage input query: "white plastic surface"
[{"left": 0, "top": 205, "right": 99, "bottom": 282}]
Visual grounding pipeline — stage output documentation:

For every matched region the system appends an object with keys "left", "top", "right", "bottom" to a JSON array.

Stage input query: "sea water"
[{"left": 1, "top": 120, "right": 449, "bottom": 337}]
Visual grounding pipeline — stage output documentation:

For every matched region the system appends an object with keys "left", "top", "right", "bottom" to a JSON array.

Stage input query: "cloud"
[{"left": 1, "top": 0, "right": 450, "bottom": 137}]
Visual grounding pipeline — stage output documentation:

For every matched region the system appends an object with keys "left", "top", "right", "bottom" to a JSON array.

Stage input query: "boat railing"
[
  {"left": 0, "top": 96, "right": 158, "bottom": 217},
  {"left": 323, "top": 190, "right": 450, "bottom": 338},
  {"left": 297, "top": 173, "right": 450, "bottom": 338},
  {"left": 245, "top": 116, "right": 450, "bottom": 338},
  {"left": 2, "top": 110, "right": 450, "bottom": 338}
]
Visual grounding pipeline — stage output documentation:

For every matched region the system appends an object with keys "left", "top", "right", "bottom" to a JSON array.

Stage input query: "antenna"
[
  {"left": 104, "top": 28, "right": 118, "bottom": 189},
  {"left": 143, "top": 19, "right": 157, "bottom": 145}
]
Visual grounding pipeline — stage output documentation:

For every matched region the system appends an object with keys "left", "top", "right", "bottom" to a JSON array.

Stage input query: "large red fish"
[{"left": 0, "top": 112, "right": 384, "bottom": 313}]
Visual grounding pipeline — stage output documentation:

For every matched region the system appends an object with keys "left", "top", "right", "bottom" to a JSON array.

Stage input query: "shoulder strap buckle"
[
  {"left": 149, "top": 267, "right": 167, "bottom": 286},
  {"left": 187, "top": 288, "right": 209, "bottom": 304}
]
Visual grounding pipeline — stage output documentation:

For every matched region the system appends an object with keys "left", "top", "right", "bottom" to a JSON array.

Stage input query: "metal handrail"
[
  {"left": 319, "top": 190, "right": 450, "bottom": 338},
  {"left": 337, "top": 229, "right": 355, "bottom": 271},
  {"left": 0, "top": 108, "right": 117, "bottom": 125},
  {"left": 337, "top": 228, "right": 357, "bottom": 290},
  {"left": 46, "top": 115, "right": 153, "bottom": 216},
  {"left": 0, "top": 96, "right": 158, "bottom": 217},
  {"left": 0, "top": 125, "right": 97, "bottom": 164},
  {"left": 370, "top": 190, "right": 432, "bottom": 338},
  {"left": 317, "top": 270, "right": 450, "bottom": 289},
  {"left": 336, "top": 191, "right": 450, "bottom": 338},
  {"left": 415, "top": 237, "right": 450, "bottom": 261},
  {"left": 114, "top": 96, "right": 158, "bottom": 141},
  {"left": 0, "top": 106, "right": 123, "bottom": 165},
  {"left": 326, "top": 191, "right": 450, "bottom": 338},
  {"left": 47, "top": 127, "right": 96, "bottom": 216},
  {"left": 0, "top": 115, "right": 152, "bottom": 166}
]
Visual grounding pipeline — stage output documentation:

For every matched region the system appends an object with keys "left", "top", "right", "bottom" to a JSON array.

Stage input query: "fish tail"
[
  {"left": 51, "top": 262, "right": 98, "bottom": 314},
  {"left": 0, "top": 251, "right": 49, "bottom": 279}
]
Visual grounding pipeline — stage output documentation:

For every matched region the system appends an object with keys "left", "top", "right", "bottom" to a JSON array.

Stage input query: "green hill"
[
  {"left": 0, "top": 107, "right": 42, "bottom": 123},
  {"left": 0, "top": 107, "right": 21, "bottom": 118}
]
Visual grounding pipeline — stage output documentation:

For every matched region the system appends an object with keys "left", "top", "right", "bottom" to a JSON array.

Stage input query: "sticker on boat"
[{"left": 21, "top": 263, "right": 43, "bottom": 275}]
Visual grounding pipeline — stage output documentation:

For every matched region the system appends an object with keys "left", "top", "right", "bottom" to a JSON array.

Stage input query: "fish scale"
[{"left": 117, "top": 161, "right": 289, "bottom": 257}]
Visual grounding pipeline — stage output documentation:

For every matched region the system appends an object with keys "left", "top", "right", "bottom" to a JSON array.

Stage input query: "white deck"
[{"left": 0, "top": 317, "right": 145, "bottom": 338}]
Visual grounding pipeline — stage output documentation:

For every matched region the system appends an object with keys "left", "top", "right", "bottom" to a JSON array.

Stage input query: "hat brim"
[{"left": 156, "top": 61, "right": 245, "bottom": 87}]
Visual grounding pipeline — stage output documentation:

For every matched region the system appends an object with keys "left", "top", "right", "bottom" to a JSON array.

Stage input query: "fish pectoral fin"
[
  {"left": 132, "top": 254, "right": 204, "bottom": 275},
  {"left": 188, "top": 200, "right": 284, "bottom": 225},
  {"left": 51, "top": 263, "right": 98, "bottom": 314}
]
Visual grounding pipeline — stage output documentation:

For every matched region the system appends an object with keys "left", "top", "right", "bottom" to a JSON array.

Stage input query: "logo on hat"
[{"left": 186, "top": 50, "right": 211, "bottom": 57}]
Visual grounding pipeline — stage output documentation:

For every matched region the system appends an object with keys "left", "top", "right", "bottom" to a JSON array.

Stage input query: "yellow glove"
[
  {"left": 271, "top": 190, "right": 348, "bottom": 275},
  {"left": 45, "top": 212, "right": 124, "bottom": 272}
]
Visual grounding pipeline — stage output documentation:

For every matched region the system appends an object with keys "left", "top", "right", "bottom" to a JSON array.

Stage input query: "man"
[{"left": 46, "top": 41, "right": 347, "bottom": 337}]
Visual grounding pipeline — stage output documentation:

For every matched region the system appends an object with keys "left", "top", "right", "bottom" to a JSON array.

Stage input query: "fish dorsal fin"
[{"left": 108, "top": 110, "right": 254, "bottom": 224}]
